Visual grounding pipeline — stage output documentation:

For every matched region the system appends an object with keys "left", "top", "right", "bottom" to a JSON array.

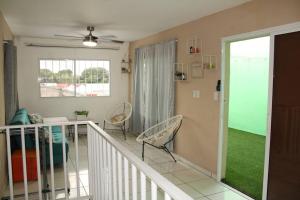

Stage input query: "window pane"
[
  {"left": 39, "top": 59, "right": 75, "bottom": 97},
  {"left": 75, "top": 60, "right": 110, "bottom": 96}
]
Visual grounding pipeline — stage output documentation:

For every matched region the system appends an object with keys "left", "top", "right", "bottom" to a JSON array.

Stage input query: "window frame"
[{"left": 38, "top": 58, "right": 111, "bottom": 98}]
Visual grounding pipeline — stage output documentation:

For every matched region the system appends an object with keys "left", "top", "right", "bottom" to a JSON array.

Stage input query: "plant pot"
[{"left": 76, "top": 115, "right": 88, "bottom": 121}]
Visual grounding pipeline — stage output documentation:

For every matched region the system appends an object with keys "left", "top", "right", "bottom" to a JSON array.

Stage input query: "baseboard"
[
  {"left": 172, "top": 153, "right": 254, "bottom": 200},
  {"left": 172, "top": 153, "right": 216, "bottom": 179}
]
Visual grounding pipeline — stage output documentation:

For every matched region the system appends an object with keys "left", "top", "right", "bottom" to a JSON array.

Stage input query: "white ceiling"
[{"left": 0, "top": 0, "right": 249, "bottom": 42}]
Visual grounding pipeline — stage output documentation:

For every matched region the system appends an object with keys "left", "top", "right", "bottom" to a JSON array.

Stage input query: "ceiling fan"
[{"left": 54, "top": 26, "right": 124, "bottom": 47}]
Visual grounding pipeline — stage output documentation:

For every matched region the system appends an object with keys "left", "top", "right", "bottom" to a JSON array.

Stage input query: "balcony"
[{"left": 1, "top": 121, "right": 248, "bottom": 200}]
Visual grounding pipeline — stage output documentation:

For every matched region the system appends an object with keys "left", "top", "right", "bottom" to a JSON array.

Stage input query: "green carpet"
[{"left": 222, "top": 128, "right": 265, "bottom": 200}]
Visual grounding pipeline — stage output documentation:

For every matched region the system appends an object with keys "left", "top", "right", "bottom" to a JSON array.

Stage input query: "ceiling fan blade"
[
  {"left": 111, "top": 40, "right": 124, "bottom": 44},
  {"left": 99, "top": 35, "right": 117, "bottom": 39},
  {"left": 54, "top": 34, "right": 83, "bottom": 40},
  {"left": 100, "top": 38, "right": 124, "bottom": 44}
]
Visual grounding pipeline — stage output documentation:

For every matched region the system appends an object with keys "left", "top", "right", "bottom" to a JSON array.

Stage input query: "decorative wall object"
[
  {"left": 190, "top": 61, "right": 204, "bottom": 79},
  {"left": 121, "top": 59, "right": 131, "bottom": 73},
  {"left": 176, "top": 36, "right": 216, "bottom": 81},
  {"left": 186, "top": 36, "right": 202, "bottom": 55},
  {"left": 174, "top": 63, "right": 188, "bottom": 81},
  {"left": 203, "top": 55, "right": 216, "bottom": 70}
]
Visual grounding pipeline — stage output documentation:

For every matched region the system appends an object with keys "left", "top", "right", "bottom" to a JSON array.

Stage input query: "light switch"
[
  {"left": 192, "top": 90, "right": 196, "bottom": 98},
  {"left": 192, "top": 90, "right": 200, "bottom": 98},
  {"left": 214, "top": 91, "right": 219, "bottom": 101}
]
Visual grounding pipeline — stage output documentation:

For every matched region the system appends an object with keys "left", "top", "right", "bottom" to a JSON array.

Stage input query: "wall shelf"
[
  {"left": 203, "top": 55, "right": 216, "bottom": 70},
  {"left": 121, "top": 59, "right": 131, "bottom": 73},
  {"left": 186, "top": 36, "right": 202, "bottom": 56},
  {"left": 174, "top": 63, "right": 189, "bottom": 81}
]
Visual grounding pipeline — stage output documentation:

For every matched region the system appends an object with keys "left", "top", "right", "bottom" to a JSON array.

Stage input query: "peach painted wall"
[
  {"left": 129, "top": 0, "right": 300, "bottom": 174},
  {"left": 0, "top": 11, "right": 14, "bottom": 196}
]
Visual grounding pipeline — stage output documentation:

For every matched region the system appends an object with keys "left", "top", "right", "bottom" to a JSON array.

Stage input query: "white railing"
[{"left": 1, "top": 121, "right": 194, "bottom": 200}]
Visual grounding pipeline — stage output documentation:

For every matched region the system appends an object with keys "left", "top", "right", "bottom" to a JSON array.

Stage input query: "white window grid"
[{"left": 39, "top": 59, "right": 110, "bottom": 97}]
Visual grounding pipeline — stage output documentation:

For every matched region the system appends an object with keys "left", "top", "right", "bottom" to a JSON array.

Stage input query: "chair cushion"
[
  {"left": 10, "top": 108, "right": 35, "bottom": 151},
  {"left": 15, "top": 108, "right": 28, "bottom": 116},
  {"left": 29, "top": 113, "right": 43, "bottom": 124},
  {"left": 111, "top": 113, "right": 126, "bottom": 123},
  {"left": 10, "top": 109, "right": 31, "bottom": 125}
]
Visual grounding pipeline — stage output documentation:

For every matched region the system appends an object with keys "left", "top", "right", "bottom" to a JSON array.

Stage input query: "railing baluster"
[
  {"left": 140, "top": 171, "right": 146, "bottom": 200},
  {"left": 75, "top": 124, "right": 80, "bottom": 198},
  {"left": 21, "top": 128, "right": 28, "bottom": 200},
  {"left": 112, "top": 147, "right": 117, "bottom": 200},
  {"left": 92, "top": 127, "right": 97, "bottom": 199},
  {"left": 124, "top": 158, "right": 129, "bottom": 200},
  {"left": 6, "top": 128, "right": 14, "bottom": 200},
  {"left": 62, "top": 126, "right": 69, "bottom": 199},
  {"left": 96, "top": 132, "right": 102, "bottom": 199},
  {"left": 103, "top": 138, "right": 107, "bottom": 199},
  {"left": 0, "top": 121, "right": 194, "bottom": 200},
  {"left": 131, "top": 165, "right": 137, "bottom": 200},
  {"left": 87, "top": 125, "right": 93, "bottom": 199},
  {"left": 164, "top": 193, "right": 171, "bottom": 200},
  {"left": 49, "top": 126, "right": 55, "bottom": 200},
  {"left": 99, "top": 135, "right": 104, "bottom": 199},
  {"left": 151, "top": 181, "right": 157, "bottom": 200},
  {"left": 34, "top": 127, "right": 42, "bottom": 199},
  {"left": 117, "top": 152, "right": 123, "bottom": 200},
  {"left": 107, "top": 142, "right": 113, "bottom": 200}
]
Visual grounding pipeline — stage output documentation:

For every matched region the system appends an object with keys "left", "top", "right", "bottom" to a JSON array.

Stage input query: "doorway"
[{"left": 221, "top": 36, "right": 271, "bottom": 200}]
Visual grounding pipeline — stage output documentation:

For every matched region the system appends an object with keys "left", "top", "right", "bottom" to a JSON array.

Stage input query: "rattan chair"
[
  {"left": 136, "top": 115, "right": 183, "bottom": 162},
  {"left": 103, "top": 102, "right": 132, "bottom": 139}
]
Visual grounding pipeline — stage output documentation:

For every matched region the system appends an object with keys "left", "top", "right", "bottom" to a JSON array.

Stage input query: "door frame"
[{"left": 217, "top": 21, "right": 300, "bottom": 200}]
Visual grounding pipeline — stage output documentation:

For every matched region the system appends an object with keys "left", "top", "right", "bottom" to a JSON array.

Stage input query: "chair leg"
[
  {"left": 164, "top": 147, "right": 176, "bottom": 162},
  {"left": 103, "top": 120, "right": 106, "bottom": 130},
  {"left": 122, "top": 121, "right": 126, "bottom": 140},
  {"left": 142, "top": 141, "right": 145, "bottom": 161}
]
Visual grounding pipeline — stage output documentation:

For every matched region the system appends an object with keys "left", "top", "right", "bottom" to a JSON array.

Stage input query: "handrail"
[
  {"left": 1, "top": 121, "right": 193, "bottom": 200},
  {"left": 0, "top": 121, "right": 89, "bottom": 130},
  {"left": 88, "top": 121, "right": 194, "bottom": 200}
]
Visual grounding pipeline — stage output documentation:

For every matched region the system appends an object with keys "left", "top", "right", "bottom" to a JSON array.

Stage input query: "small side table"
[{"left": 68, "top": 119, "right": 99, "bottom": 142}]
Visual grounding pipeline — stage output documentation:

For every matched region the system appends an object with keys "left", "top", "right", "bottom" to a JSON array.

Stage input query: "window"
[
  {"left": 39, "top": 59, "right": 110, "bottom": 97},
  {"left": 40, "top": 59, "right": 75, "bottom": 97},
  {"left": 75, "top": 60, "right": 110, "bottom": 96}
]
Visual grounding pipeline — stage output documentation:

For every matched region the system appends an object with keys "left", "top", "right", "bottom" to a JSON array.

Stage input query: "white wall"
[{"left": 17, "top": 37, "right": 129, "bottom": 125}]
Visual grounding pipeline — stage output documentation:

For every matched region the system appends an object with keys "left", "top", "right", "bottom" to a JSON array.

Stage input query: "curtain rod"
[
  {"left": 135, "top": 38, "right": 178, "bottom": 49},
  {"left": 25, "top": 43, "right": 120, "bottom": 50}
]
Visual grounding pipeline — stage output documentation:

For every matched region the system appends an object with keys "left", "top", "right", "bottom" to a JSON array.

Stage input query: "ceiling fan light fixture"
[{"left": 83, "top": 36, "right": 97, "bottom": 47}]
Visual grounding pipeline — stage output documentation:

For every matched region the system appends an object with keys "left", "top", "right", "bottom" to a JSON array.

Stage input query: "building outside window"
[{"left": 39, "top": 59, "right": 110, "bottom": 97}]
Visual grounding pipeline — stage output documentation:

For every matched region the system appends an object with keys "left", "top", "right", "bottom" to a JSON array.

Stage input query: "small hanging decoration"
[
  {"left": 121, "top": 58, "right": 131, "bottom": 73},
  {"left": 203, "top": 55, "right": 216, "bottom": 70},
  {"left": 187, "top": 36, "right": 202, "bottom": 55}
]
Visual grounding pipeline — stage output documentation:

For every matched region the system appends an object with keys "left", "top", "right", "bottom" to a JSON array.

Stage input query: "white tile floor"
[
  {"left": 107, "top": 131, "right": 251, "bottom": 200},
  {"left": 4, "top": 131, "right": 251, "bottom": 200}
]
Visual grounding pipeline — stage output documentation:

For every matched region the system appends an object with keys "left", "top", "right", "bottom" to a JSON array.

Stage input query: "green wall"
[{"left": 228, "top": 37, "right": 270, "bottom": 136}]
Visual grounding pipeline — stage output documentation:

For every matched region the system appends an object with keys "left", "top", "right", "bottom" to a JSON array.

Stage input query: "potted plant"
[{"left": 74, "top": 110, "right": 89, "bottom": 121}]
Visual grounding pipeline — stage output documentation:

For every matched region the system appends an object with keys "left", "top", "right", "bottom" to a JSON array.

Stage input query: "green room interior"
[{"left": 224, "top": 36, "right": 270, "bottom": 200}]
